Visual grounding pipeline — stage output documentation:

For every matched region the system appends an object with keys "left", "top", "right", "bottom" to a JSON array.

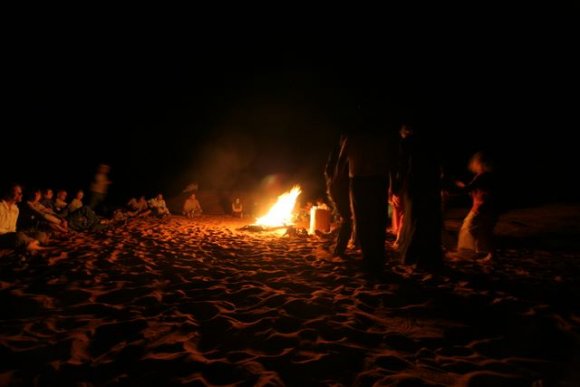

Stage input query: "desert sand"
[{"left": 1, "top": 205, "right": 579, "bottom": 386}]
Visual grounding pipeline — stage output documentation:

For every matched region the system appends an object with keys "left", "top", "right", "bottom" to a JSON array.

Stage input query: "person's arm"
[
  {"left": 335, "top": 136, "right": 350, "bottom": 179},
  {"left": 391, "top": 140, "right": 409, "bottom": 195},
  {"left": 324, "top": 141, "right": 341, "bottom": 181}
]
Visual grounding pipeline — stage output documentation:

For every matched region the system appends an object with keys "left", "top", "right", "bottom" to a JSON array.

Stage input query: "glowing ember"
[{"left": 255, "top": 185, "right": 302, "bottom": 228}]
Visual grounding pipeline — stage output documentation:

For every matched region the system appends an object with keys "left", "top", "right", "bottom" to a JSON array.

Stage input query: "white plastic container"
[{"left": 309, "top": 206, "right": 331, "bottom": 235}]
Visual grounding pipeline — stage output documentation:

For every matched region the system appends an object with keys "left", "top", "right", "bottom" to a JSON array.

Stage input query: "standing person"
[
  {"left": 455, "top": 151, "right": 499, "bottom": 261},
  {"left": 396, "top": 123, "right": 443, "bottom": 269},
  {"left": 390, "top": 126, "right": 412, "bottom": 248},
  {"left": 89, "top": 164, "right": 111, "bottom": 212},
  {"left": 0, "top": 183, "right": 43, "bottom": 251},
  {"left": 325, "top": 134, "right": 352, "bottom": 258},
  {"left": 340, "top": 126, "right": 395, "bottom": 271}
]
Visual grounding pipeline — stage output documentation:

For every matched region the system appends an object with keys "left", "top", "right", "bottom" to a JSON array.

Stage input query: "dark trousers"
[
  {"left": 399, "top": 190, "right": 443, "bottom": 267},
  {"left": 350, "top": 176, "right": 389, "bottom": 268},
  {"left": 332, "top": 189, "right": 352, "bottom": 256}
]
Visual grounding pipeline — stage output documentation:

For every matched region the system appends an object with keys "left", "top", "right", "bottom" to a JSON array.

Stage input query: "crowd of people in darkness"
[
  {"left": 325, "top": 119, "right": 500, "bottom": 273},
  {"left": 2, "top": 119, "right": 500, "bottom": 274}
]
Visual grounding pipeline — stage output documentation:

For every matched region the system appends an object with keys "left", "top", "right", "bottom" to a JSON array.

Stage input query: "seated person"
[
  {"left": 183, "top": 193, "right": 203, "bottom": 218},
  {"left": 66, "top": 205, "right": 101, "bottom": 231},
  {"left": 148, "top": 194, "right": 171, "bottom": 217},
  {"left": 231, "top": 197, "right": 243, "bottom": 218},
  {"left": 0, "top": 183, "right": 44, "bottom": 251},
  {"left": 54, "top": 190, "right": 69, "bottom": 214},
  {"left": 127, "top": 196, "right": 151, "bottom": 217},
  {"left": 68, "top": 190, "right": 85, "bottom": 213},
  {"left": 40, "top": 188, "right": 57, "bottom": 212},
  {"left": 61, "top": 190, "right": 101, "bottom": 231},
  {"left": 26, "top": 189, "right": 68, "bottom": 233}
]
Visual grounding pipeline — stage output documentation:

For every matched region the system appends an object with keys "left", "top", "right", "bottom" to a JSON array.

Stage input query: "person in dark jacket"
[{"left": 395, "top": 123, "right": 443, "bottom": 269}]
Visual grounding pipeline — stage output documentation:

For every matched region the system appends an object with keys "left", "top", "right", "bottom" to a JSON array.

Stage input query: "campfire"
[
  {"left": 255, "top": 185, "right": 301, "bottom": 228},
  {"left": 238, "top": 185, "right": 302, "bottom": 232}
]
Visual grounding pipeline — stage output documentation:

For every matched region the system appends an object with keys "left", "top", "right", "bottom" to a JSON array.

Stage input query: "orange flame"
[{"left": 255, "top": 185, "right": 301, "bottom": 227}]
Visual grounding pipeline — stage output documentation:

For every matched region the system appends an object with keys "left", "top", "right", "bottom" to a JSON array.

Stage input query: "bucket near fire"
[{"left": 309, "top": 206, "right": 331, "bottom": 235}]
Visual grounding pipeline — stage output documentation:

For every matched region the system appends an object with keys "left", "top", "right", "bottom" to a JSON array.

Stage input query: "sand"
[{"left": 1, "top": 206, "right": 579, "bottom": 386}]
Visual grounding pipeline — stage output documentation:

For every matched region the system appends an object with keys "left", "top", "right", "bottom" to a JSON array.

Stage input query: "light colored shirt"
[{"left": 0, "top": 200, "right": 19, "bottom": 234}]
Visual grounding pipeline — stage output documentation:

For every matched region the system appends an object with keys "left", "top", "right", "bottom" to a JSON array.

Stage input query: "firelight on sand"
[{"left": 255, "top": 186, "right": 302, "bottom": 228}]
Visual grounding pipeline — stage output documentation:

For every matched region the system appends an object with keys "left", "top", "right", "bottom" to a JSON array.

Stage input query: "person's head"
[
  {"left": 57, "top": 190, "right": 67, "bottom": 201},
  {"left": 468, "top": 151, "right": 493, "bottom": 174},
  {"left": 399, "top": 124, "right": 414, "bottom": 139},
  {"left": 75, "top": 190, "right": 84, "bottom": 200},
  {"left": 43, "top": 188, "right": 54, "bottom": 200},
  {"left": 27, "top": 189, "right": 41, "bottom": 202},
  {"left": 98, "top": 164, "right": 111, "bottom": 174},
  {"left": 190, "top": 193, "right": 196, "bottom": 200},
  {"left": 157, "top": 193, "right": 163, "bottom": 200},
  {"left": 235, "top": 197, "right": 240, "bottom": 204},
  {"left": 1, "top": 183, "right": 23, "bottom": 203},
  {"left": 139, "top": 195, "right": 146, "bottom": 201}
]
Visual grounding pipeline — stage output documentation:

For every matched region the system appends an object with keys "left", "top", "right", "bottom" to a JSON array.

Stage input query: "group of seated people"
[
  {"left": 21, "top": 188, "right": 103, "bottom": 234},
  {"left": 1, "top": 181, "right": 250, "bottom": 253},
  {"left": 0, "top": 184, "right": 105, "bottom": 252},
  {"left": 114, "top": 194, "right": 170, "bottom": 220},
  {"left": 117, "top": 192, "right": 204, "bottom": 219}
]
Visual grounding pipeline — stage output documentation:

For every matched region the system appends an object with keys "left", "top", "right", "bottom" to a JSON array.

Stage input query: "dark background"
[{"left": 4, "top": 5, "right": 579, "bottom": 207}]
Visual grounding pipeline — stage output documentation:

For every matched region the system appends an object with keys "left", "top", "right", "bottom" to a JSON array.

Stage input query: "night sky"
[{"left": 5, "top": 5, "right": 579, "bottom": 206}]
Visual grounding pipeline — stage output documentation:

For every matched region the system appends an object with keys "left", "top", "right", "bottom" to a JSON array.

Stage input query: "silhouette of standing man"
[
  {"left": 395, "top": 123, "right": 443, "bottom": 269},
  {"left": 340, "top": 115, "right": 395, "bottom": 271},
  {"left": 325, "top": 134, "right": 352, "bottom": 257},
  {"left": 89, "top": 164, "right": 112, "bottom": 213}
]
